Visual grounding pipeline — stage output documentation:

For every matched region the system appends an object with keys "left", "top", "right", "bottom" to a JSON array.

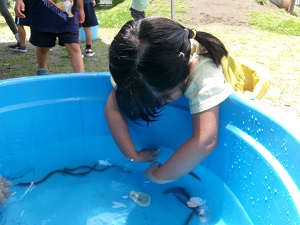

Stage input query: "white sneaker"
[{"left": 85, "top": 48, "right": 95, "bottom": 57}]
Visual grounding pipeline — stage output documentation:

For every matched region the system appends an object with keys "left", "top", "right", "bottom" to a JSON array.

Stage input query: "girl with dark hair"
[{"left": 105, "top": 16, "right": 233, "bottom": 184}]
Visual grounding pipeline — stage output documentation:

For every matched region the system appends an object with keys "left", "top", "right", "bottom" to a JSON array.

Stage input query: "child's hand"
[
  {"left": 14, "top": 0, "right": 26, "bottom": 18},
  {"left": 134, "top": 148, "right": 160, "bottom": 162},
  {"left": 78, "top": 9, "right": 85, "bottom": 24},
  {"left": 0, "top": 176, "right": 13, "bottom": 206}
]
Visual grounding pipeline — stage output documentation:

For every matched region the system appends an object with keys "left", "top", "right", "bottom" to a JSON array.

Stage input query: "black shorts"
[
  {"left": 81, "top": 2, "right": 98, "bottom": 27},
  {"left": 15, "top": 16, "right": 30, "bottom": 26},
  {"left": 29, "top": 30, "right": 79, "bottom": 48}
]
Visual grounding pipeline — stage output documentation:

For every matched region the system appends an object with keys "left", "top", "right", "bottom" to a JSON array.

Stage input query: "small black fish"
[
  {"left": 163, "top": 187, "right": 190, "bottom": 200},
  {"left": 188, "top": 171, "right": 201, "bottom": 182},
  {"left": 15, "top": 163, "right": 128, "bottom": 186}
]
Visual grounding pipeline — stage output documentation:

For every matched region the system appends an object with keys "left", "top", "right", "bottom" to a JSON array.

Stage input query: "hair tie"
[{"left": 191, "top": 28, "right": 197, "bottom": 39}]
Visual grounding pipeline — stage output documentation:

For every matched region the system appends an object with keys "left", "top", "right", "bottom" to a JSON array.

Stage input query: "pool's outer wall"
[{"left": 0, "top": 73, "right": 299, "bottom": 224}]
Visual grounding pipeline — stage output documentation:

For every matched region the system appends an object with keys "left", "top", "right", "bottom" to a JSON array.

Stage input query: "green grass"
[
  {"left": 250, "top": 9, "right": 300, "bottom": 36},
  {"left": 95, "top": 0, "right": 187, "bottom": 28}
]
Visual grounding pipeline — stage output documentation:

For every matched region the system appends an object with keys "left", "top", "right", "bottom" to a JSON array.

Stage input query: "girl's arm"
[
  {"left": 104, "top": 90, "right": 159, "bottom": 162},
  {"left": 144, "top": 105, "right": 220, "bottom": 183}
]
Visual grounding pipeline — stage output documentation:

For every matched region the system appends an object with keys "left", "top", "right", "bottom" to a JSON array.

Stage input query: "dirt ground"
[{"left": 182, "top": 0, "right": 278, "bottom": 26}]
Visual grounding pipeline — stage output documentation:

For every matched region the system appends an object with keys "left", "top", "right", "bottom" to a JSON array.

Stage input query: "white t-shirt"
[{"left": 184, "top": 56, "right": 234, "bottom": 114}]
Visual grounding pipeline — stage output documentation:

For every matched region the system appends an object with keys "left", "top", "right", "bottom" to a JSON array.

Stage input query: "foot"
[
  {"left": 8, "top": 42, "right": 20, "bottom": 49},
  {"left": 18, "top": 46, "right": 28, "bottom": 53},
  {"left": 85, "top": 48, "right": 95, "bottom": 57},
  {"left": 37, "top": 68, "right": 49, "bottom": 75},
  {"left": 10, "top": 43, "right": 27, "bottom": 53}
]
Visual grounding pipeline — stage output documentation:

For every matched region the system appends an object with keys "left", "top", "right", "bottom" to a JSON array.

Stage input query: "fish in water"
[{"left": 163, "top": 187, "right": 209, "bottom": 224}]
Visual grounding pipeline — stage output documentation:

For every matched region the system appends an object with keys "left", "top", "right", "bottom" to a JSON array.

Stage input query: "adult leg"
[
  {"left": 65, "top": 43, "right": 84, "bottom": 72},
  {"left": 0, "top": 0, "right": 18, "bottom": 39}
]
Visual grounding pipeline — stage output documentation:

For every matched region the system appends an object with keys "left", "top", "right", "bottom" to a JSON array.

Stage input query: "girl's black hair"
[
  {"left": 186, "top": 28, "right": 228, "bottom": 65},
  {"left": 109, "top": 17, "right": 228, "bottom": 123}
]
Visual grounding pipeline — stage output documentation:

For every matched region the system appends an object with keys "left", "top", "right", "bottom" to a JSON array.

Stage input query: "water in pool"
[{"left": 0, "top": 137, "right": 253, "bottom": 225}]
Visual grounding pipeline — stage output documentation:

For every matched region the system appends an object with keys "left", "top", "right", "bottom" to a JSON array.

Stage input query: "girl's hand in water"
[
  {"left": 0, "top": 176, "right": 13, "bottom": 206},
  {"left": 129, "top": 148, "right": 160, "bottom": 162}
]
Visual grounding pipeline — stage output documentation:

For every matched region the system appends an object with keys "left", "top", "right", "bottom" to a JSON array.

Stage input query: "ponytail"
[{"left": 186, "top": 28, "right": 228, "bottom": 66}]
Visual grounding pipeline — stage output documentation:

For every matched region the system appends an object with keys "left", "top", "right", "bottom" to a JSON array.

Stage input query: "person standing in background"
[
  {"left": 14, "top": 0, "right": 85, "bottom": 75},
  {"left": 9, "top": 0, "right": 30, "bottom": 53},
  {"left": 80, "top": 0, "right": 98, "bottom": 57},
  {"left": 130, "top": 0, "right": 147, "bottom": 20},
  {"left": 0, "top": 0, "right": 19, "bottom": 44}
]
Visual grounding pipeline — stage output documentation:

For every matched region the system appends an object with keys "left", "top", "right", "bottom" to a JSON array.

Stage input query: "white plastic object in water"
[{"left": 129, "top": 191, "right": 151, "bottom": 207}]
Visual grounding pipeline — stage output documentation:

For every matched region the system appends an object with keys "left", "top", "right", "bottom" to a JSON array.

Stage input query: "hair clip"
[
  {"left": 191, "top": 28, "right": 197, "bottom": 39},
  {"left": 179, "top": 52, "right": 185, "bottom": 57}
]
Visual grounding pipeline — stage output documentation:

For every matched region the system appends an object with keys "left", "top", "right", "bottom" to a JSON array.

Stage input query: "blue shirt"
[{"left": 29, "top": 0, "right": 79, "bottom": 33}]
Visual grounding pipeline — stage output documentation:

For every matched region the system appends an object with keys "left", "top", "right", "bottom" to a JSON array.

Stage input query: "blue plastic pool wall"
[
  {"left": 0, "top": 73, "right": 299, "bottom": 224},
  {"left": 0, "top": 74, "right": 111, "bottom": 178}
]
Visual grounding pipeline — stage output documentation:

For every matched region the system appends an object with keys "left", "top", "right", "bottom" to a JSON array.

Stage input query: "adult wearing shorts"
[
  {"left": 80, "top": 0, "right": 98, "bottom": 57},
  {"left": 15, "top": 0, "right": 85, "bottom": 75}
]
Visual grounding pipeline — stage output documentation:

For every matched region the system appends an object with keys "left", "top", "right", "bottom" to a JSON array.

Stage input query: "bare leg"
[
  {"left": 65, "top": 43, "right": 84, "bottom": 72},
  {"left": 36, "top": 47, "right": 50, "bottom": 68},
  {"left": 17, "top": 24, "right": 26, "bottom": 46},
  {"left": 83, "top": 27, "right": 92, "bottom": 46}
]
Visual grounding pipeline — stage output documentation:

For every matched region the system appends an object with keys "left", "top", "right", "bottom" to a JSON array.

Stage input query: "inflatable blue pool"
[{"left": 0, "top": 73, "right": 299, "bottom": 225}]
